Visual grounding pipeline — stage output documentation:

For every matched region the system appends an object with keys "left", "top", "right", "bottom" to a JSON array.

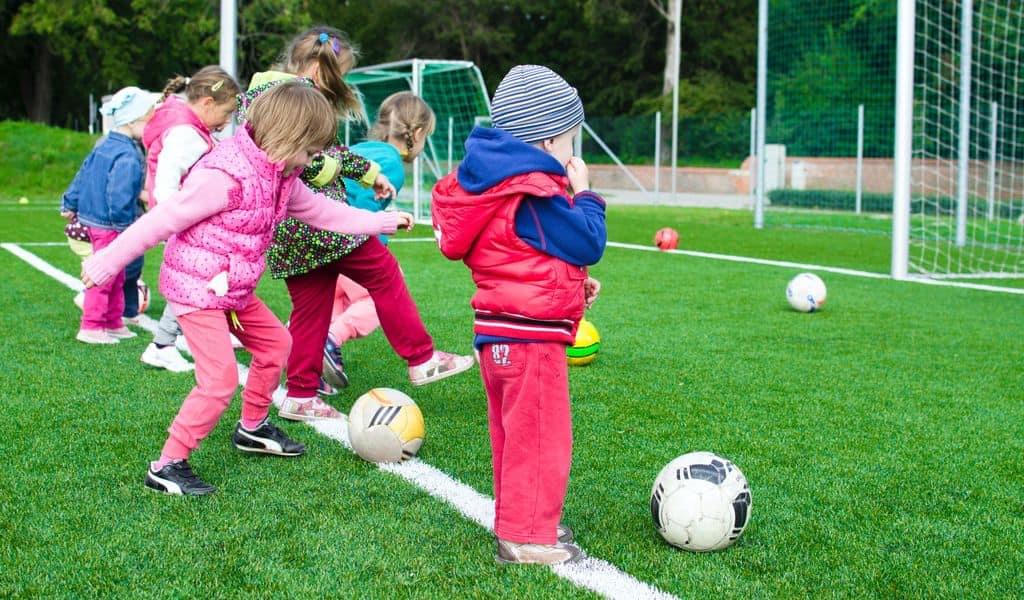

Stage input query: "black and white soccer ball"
[{"left": 650, "top": 451, "right": 752, "bottom": 551}]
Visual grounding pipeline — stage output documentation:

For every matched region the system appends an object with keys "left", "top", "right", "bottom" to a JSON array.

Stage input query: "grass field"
[{"left": 1, "top": 121, "right": 1022, "bottom": 598}]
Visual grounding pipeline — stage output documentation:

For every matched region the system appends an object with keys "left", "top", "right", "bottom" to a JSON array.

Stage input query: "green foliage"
[{"left": 0, "top": 120, "right": 96, "bottom": 201}]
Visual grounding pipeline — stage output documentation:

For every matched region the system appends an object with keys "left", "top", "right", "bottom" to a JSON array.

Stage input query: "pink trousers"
[
  {"left": 160, "top": 296, "right": 290, "bottom": 460},
  {"left": 328, "top": 274, "right": 380, "bottom": 344},
  {"left": 81, "top": 227, "right": 124, "bottom": 330},
  {"left": 479, "top": 341, "right": 573, "bottom": 545}
]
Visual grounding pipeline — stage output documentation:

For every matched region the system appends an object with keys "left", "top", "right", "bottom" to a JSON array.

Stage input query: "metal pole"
[
  {"left": 574, "top": 125, "right": 583, "bottom": 157},
  {"left": 754, "top": 0, "right": 768, "bottom": 228},
  {"left": 987, "top": 101, "right": 998, "bottom": 220},
  {"left": 344, "top": 121, "right": 350, "bottom": 147},
  {"left": 654, "top": 111, "right": 662, "bottom": 196},
  {"left": 892, "top": 0, "right": 915, "bottom": 279},
  {"left": 219, "top": 0, "right": 237, "bottom": 135},
  {"left": 448, "top": 116, "right": 454, "bottom": 173},
  {"left": 412, "top": 59, "right": 422, "bottom": 221},
  {"left": 670, "top": 0, "right": 682, "bottom": 200},
  {"left": 956, "top": 0, "right": 973, "bottom": 247},
  {"left": 856, "top": 104, "right": 865, "bottom": 214},
  {"left": 749, "top": 107, "right": 756, "bottom": 208},
  {"left": 88, "top": 94, "right": 95, "bottom": 135}
]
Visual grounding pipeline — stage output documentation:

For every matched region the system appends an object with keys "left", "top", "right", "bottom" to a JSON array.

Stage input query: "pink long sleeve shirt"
[{"left": 82, "top": 168, "right": 399, "bottom": 316}]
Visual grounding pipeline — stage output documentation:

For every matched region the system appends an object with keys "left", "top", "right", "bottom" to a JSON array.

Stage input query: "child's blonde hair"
[
  {"left": 369, "top": 92, "right": 437, "bottom": 160},
  {"left": 162, "top": 66, "right": 240, "bottom": 105},
  {"left": 247, "top": 81, "right": 336, "bottom": 163},
  {"left": 280, "top": 26, "right": 365, "bottom": 123}
]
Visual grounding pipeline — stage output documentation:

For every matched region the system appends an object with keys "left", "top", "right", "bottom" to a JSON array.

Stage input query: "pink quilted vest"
[
  {"left": 142, "top": 96, "right": 214, "bottom": 209},
  {"left": 158, "top": 124, "right": 297, "bottom": 310}
]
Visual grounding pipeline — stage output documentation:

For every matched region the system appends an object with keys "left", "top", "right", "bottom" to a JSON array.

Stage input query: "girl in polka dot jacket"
[{"left": 81, "top": 82, "right": 413, "bottom": 496}]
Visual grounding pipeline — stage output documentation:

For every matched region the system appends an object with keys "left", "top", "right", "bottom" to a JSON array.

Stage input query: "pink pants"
[
  {"left": 161, "top": 296, "right": 291, "bottom": 460},
  {"left": 284, "top": 237, "right": 433, "bottom": 399},
  {"left": 480, "top": 341, "right": 572, "bottom": 545},
  {"left": 81, "top": 227, "right": 124, "bottom": 330},
  {"left": 328, "top": 275, "right": 380, "bottom": 344}
]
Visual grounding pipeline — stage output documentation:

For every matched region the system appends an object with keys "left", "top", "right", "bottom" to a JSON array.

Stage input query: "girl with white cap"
[{"left": 61, "top": 86, "right": 160, "bottom": 344}]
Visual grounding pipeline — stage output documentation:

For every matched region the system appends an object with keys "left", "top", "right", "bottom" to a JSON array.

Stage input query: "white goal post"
[{"left": 892, "top": 0, "right": 1024, "bottom": 280}]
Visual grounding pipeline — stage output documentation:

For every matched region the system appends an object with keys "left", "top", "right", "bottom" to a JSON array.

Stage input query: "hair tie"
[
  {"left": 211, "top": 80, "right": 224, "bottom": 92},
  {"left": 318, "top": 32, "right": 329, "bottom": 43}
]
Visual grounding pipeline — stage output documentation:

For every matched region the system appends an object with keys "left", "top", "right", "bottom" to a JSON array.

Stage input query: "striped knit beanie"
[{"left": 491, "top": 65, "right": 584, "bottom": 144}]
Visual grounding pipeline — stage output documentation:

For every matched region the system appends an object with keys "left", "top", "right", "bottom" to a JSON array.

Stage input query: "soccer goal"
[
  {"left": 892, "top": 0, "right": 1024, "bottom": 280},
  {"left": 345, "top": 59, "right": 491, "bottom": 222}
]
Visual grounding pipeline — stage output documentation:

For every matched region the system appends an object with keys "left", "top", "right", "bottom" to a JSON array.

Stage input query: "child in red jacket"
[{"left": 432, "top": 65, "right": 606, "bottom": 565}]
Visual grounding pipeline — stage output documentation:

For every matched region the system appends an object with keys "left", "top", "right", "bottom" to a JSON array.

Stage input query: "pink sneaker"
[
  {"left": 106, "top": 326, "right": 137, "bottom": 340},
  {"left": 279, "top": 396, "right": 343, "bottom": 421},
  {"left": 408, "top": 351, "right": 475, "bottom": 386},
  {"left": 76, "top": 329, "right": 118, "bottom": 345}
]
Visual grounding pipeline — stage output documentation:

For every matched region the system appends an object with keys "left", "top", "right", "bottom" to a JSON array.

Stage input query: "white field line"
[
  {"left": 9, "top": 241, "right": 67, "bottom": 246},
  {"left": 2, "top": 242, "right": 678, "bottom": 600}
]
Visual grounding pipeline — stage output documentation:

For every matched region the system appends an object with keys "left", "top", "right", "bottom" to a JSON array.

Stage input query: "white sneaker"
[
  {"left": 106, "top": 326, "right": 137, "bottom": 340},
  {"left": 408, "top": 351, "right": 475, "bottom": 386},
  {"left": 76, "top": 329, "right": 119, "bottom": 345},
  {"left": 141, "top": 343, "right": 194, "bottom": 373}
]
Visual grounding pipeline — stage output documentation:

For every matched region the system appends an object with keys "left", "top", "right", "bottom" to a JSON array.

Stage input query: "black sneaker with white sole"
[
  {"left": 145, "top": 460, "right": 216, "bottom": 496},
  {"left": 232, "top": 420, "right": 306, "bottom": 456}
]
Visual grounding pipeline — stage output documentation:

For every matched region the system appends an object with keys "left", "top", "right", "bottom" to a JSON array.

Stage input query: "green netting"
[{"left": 762, "top": 0, "right": 898, "bottom": 232}]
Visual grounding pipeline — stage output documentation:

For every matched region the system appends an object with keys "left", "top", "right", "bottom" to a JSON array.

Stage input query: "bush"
[{"left": 768, "top": 189, "right": 1023, "bottom": 220}]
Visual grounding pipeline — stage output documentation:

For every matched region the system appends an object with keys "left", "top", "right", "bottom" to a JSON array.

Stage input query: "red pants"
[
  {"left": 81, "top": 227, "right": 124, "bottom": 330},
  {"left": 480, "top": 341, "right": 572, "bottom": 545},
  {"left": 161, "top": 297, "right": 290, "bottom": 460},
  {"left": 284, "top": 238, "right": 434, "bottom": 399}
]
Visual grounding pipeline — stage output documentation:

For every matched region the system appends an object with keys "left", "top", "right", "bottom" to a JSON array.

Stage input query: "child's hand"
[
  {"left": 60, "top": 210, "right": 76, "bottom": 222},
  {"left": 395, "top": 211, "right": 415, "bottom": 231},
  {"left": 81, "top": 266, "right": 95, "bottom": 289},
  {"left": 566, "top": 157, "right": 590, "bottom": 194},
  {"left": 584, "top": 276, "right": 601, "bottom": 308},
  {"left": 373, "top": 174, "right": 397, "bottom": 201}
]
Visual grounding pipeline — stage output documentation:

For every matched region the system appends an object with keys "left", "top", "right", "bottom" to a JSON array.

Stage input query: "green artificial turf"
[{"left": 1, "top": 121, "right": 1022, "bottom": 598}]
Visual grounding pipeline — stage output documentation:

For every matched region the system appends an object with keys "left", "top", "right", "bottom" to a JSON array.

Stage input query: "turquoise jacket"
[{"left": 343, "top": 141, "right": 405, "bottom": 244}]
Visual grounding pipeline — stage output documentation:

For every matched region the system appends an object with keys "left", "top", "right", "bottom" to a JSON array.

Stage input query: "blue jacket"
[
  {"left": 342, "top": 140, "right": 406, "bottom": 245},
  {"left": 61, "top": 132, "right": 145, "bottom": 232},
  {"left": 457, "top": 127, "right": 606, "bottom": 266}
]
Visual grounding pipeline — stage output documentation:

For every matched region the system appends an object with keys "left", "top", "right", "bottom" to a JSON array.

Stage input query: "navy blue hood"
[{"left": 457, "top": 127, "right": 566, "bottom": 193}]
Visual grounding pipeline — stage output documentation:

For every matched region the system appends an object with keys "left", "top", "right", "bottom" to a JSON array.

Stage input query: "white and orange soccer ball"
[{"left": 347, "top": 388, "right": 425, "bottom": 463}]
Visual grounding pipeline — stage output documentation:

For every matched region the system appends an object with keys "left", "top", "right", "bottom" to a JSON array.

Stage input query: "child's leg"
[
  {"left": 229, "top": 297, "right": 291, "bottom": 426},
  {"left": 328, "top": 275, "right": 380, "bottom": 344},
  {"left": 122, "top": 255, "right": 144, "bottom": 318},
  {"left": 284, "top": 266, "right": 340, "bottom": 399},
  {"left": 480, "top": 341, "right": 572, "bottom": 545},
  {"left": 153, "top": 304, "right": 181, "bottom": 347},
  {"left": 160, "top": 309, "right": 238, "bottom": 460},
  {"left": 81, "top": 228, "right": 125, "bottom": 330},
  {"left": 336, "top": 238, "right": 434, "bottom": 367}
]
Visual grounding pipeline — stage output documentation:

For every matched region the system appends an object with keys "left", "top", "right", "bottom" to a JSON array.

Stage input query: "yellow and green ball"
[{"left": 567, "top": 318, "right": 600, "bottom": 366}]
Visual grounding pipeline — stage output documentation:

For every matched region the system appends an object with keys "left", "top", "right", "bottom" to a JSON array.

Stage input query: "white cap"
[{"left": 100, "top": 86, "right": 160, "bottom": 126}]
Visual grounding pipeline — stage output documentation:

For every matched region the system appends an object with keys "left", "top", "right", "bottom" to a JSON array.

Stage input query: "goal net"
[
  {"left": 902, "top": 0, "right": 1024, "bottom": 279},
  {"left": 345, "top": 59, "right": 491, "bottom": 222}
]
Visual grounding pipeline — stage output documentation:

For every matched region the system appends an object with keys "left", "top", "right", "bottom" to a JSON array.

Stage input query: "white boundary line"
[{"left": 1, "top": 242, "right": 678, "bottom": 600}]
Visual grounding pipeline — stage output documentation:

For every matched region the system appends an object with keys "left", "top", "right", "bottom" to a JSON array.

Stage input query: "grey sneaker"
[
  {"left": 557, "top": 523, "right": 574, "bottom": 543},
  {"left": 495, "top": 538, "right": 583, "bottom": 565}
]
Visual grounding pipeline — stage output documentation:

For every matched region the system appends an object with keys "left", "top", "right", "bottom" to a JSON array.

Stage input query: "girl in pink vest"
[
  {"left": 82, "top": 82, "right": 413, "bottom": 496},
  {"left": 139, "top": 66, "right": 241, "bottom": 374}
]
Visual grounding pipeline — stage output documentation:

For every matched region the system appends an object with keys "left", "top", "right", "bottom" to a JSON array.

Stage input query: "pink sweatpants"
[
  {"left": 81, "top": 227, "right": 124, "bottom": 330},
  {"left": 160, "top": 296, "right": 291, "bottom": 460},
  {"left": 479, "top": 341, "right": 573, "bottom": 545},
  {"left": 328, "top": 274, "right": 380, "bottom": 344}
]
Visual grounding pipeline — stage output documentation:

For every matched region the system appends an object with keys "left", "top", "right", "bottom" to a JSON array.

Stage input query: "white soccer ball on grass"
[{"left": 786, "top": 272, "right": 827, "bottom": 312}]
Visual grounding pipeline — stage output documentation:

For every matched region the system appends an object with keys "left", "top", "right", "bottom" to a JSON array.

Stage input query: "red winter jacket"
[{"left": 432, "top": 171, "right": 587, "bottom": 344}]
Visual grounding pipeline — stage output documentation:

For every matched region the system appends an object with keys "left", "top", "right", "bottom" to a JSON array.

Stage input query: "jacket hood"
[
  {"left": 432, "top": 128, "right": 568, "bottom": 261},
  {"left": 457, "top": 127, "right": 566, "bottom": 193}
]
